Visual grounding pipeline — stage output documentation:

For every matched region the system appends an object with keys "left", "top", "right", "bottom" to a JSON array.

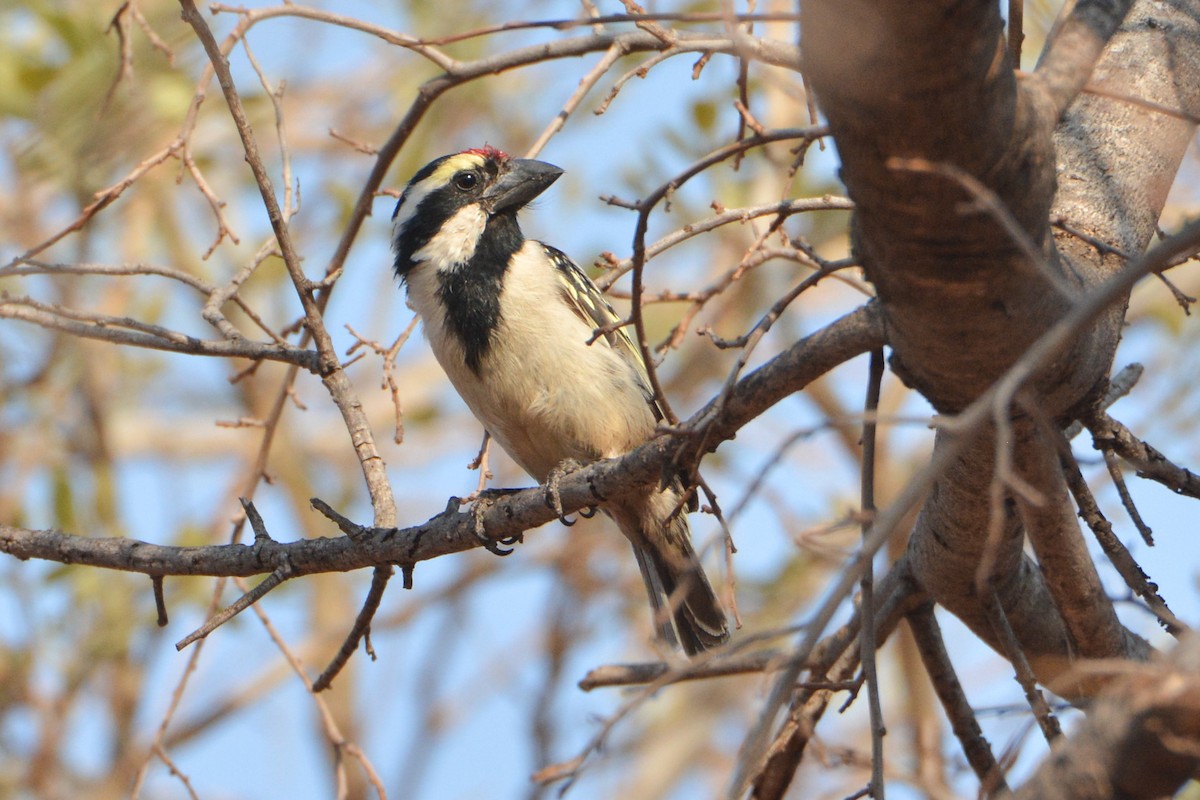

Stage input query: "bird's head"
[{"left": 391, "top": 146, "right": 564, "bottom": 279}]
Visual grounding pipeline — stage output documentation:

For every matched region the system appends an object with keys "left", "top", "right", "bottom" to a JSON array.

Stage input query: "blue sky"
[{"left": 2, "top": 2, "right": 1199, "bottom": 798}]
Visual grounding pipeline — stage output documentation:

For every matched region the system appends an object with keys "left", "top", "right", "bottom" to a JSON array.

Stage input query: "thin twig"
[
  {"left": 906, "top": 604, "right": 1009, "bottom": 796},
  {"left": 418, "top": 11, "right": 804, "bottom": 46},
  {"left": 1102, "top": 449, "right": 1154, "bottom": 546},
  {"left": 181, "top": 0, "right": 402, "bottom": 690},
  {"left": 1085, "top": 411, "right": 1200, "bottom": 500},
  {"left": 150, "top": 742, "right": 202, "bottom": 800},
  {"left": 0, "top": 297, "right": 316, "bottom": 367},
  {"left": 528, "top": 41, "right": 625, "bottom": 156},
  {"left": 579, "top": 649, "right": 789, "bottom": 690},
  {"left": 618, "top": 125, "right": 826, "bottom": 423},
  {"left": 312, "top": 564, "right": 396, "bottom": 691},
  {"left": 1007, "top": 0, "right": 1024, "bottom": 67},
  {"left": 981, "top": 590, "right": 1063, "bottom": 744},
  {"left": 233, "top": 575, "right": 389, "bottom": 799},
  {"left": 151, "top": 575, "right": 169, "bottom": 627},
  {"left": 175, "top": 558, "right": 296, "bottom": 650},
  {"left": 1058, "top": 449, "right": 1186, "bottom": 636},
  {"left": 1061, "top": 362, "right": 1142, "bottom": 441},
  {"left": 595, "top": 196, "right": 853, "bottom": 288},
  {"left": 859, "top": 349, "right": 886, "bottom": 799}
]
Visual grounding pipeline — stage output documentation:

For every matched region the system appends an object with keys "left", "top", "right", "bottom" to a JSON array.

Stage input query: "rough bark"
[
  {"left": 1013, "top": 636, "right": 1200, "bottom": 800},
  {"left": 801, "top": 0, "right": 1199, "bottom": 693}
]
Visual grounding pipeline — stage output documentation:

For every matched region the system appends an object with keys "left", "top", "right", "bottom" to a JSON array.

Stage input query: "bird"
[{"left": 389, "top": 145, "right": 730, "bottom": 655}]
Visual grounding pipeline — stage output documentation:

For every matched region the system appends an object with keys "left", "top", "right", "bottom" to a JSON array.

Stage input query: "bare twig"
[
  {"left": 0, "top": 297, "right": 316, "bottom": 368},
  {"left": 1085, "top": 411, "right": 1200, "bottom": 500},
  {"left": 1059, "top": 450, "right": 1186, "bottom": 636},
  {"left": 596, "top": 196, "right": 853, "bottom": 288},
  {"left": 232, "top": 574, "right": 389, "bottom": 798},
  {"left": 623, "top": 126, "right": 827, "bottom": 424},
  {"left": 1061, "top": 362, "right": 1142, "bottom": 441},
  {"left": 747, "top": 560, "right": 923, "bottom": 799},
  {"left": 151, "top": 575, "right": 169, "bottom": 627},
  {"left": 859, "top": 349, "right": 886, "bottom": 798},
  {"left": 981, "top": 589, "right": 1063, "bottom": 744},
  {"left": 906, "top": 604, "right": 1009, "bottom": 796},
  {"left": 529, "top": 41, "right": 625, "bottom": 154},
  {"left": 312, "top": 564, "right": 395, "bottom": 692},
  {"left": 182, "top": 150, "right": 241, "bottom": 257},
  {"left": 416, "top": 11, "right": 804, "bottom": 46},
  {"left": 175, "top": 559, "right": 296, "bottom": 650},
  {"left": 6, "top": 140, "right": 185, "bottom": 267},
  {"left": 579, "top": 649, "right": 789, "bottom": 690},
  {"left": 1102, "top": 449, "right": 1154, "bottom": 546},
  {"left": 149, "top": 742, "right": 201, "bottom": 800},
  {"left": 1007, "top": 0, "right": 1024, "bottom": 66},
  {"left": 180, "top": 0, "right": 402, "bottom": 692},
  {"left": 102, "top": 2, "right": 135, "bottom": 112}
]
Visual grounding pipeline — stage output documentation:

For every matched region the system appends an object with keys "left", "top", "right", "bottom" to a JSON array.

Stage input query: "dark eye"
[{"left": 454, "top": 171, "right": 480, "bottom": 191}]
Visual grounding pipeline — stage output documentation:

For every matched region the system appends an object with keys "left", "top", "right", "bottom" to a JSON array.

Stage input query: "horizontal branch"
[
  {"left": 0, "top": 303, "right": 885, "bottom": 579},
  {"left": 578, "top": 650, "right": 790, "bottom": 691},
  {"left": 0, "top": 301, "right": 318, "bottom": 369}
]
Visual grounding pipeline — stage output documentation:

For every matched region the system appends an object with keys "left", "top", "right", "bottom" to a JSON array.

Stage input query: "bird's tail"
[{"left": 615, "top": 489, "right": 730, "bottom": 656}]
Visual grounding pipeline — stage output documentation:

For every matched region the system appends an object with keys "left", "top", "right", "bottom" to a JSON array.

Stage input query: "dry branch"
[
  {"left": 0, "top": 304, "right": 886, "bottom": 583},
  {"left": 1014, "top": 636, "right": 1200, "bottom": 800}
]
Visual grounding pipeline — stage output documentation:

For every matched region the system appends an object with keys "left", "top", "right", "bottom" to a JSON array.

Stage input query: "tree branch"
[
  {"left": 906, "top": 603, "right": 1009, "bottom": 795},
  {"left": 0, "top": 304, "right": 886, "bottom": 580},
  {"left": 0, "top": 299, "right": 317, "bottom": 368},
  {"left": 1029, "top": 0, "right": 1135, "bottom": 120},
  {"left": 740, "top": 215, "right": 1200, "bottom": 798},
  {"left": 1014, "top": 636, "right": 1200, "bottom": 800},
  {"left": 747, "top": 559, "right": 925, "bottom": 800}
]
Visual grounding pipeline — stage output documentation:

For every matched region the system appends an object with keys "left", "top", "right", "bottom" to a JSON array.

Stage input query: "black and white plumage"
[{"left": 391, "top": 146, "right": 729, "bottom": 655}]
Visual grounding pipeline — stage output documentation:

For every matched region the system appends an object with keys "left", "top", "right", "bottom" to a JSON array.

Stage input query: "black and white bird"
[{"left": 390, "top": 146, "right": 730, "bottom": 655}]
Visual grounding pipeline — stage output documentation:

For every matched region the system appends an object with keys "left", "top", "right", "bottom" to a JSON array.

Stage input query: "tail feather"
[
  {"left": 640, "top": 517, "right": 730, "bottom": 655},
  {"left": 615, "top": 490, "right": 730, "bottom": 656},
  {"left": 632, "top": 547, "right": 682, "bottom": 651}
]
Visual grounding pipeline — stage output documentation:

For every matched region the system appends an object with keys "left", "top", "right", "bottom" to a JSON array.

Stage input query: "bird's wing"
[{"left": 541, "top": 244, "right": 664, "bottom": 422}]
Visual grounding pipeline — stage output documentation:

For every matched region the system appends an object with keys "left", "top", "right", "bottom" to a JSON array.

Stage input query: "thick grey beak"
[{"left": 483, "top": 159, "right": 564, "bottom": 214}]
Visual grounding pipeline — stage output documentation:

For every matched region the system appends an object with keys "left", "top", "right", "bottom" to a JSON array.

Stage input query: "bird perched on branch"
[{"left": 390, "top": 146, "right": 730, "bottom": 655}]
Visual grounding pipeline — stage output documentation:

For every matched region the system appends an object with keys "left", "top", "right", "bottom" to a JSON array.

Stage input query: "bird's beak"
[{"left": 483, "top": 159, "right": 564, "bottom": 214}]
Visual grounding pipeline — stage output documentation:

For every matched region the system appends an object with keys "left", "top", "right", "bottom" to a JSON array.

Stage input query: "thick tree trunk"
[{"left": 800, "top": 0, "right": 1198, "bottom": 685}]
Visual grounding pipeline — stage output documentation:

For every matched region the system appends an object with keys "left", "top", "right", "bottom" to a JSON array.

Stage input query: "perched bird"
[{"left": 390, "top": 146, "right": 730, "bottom": 655}]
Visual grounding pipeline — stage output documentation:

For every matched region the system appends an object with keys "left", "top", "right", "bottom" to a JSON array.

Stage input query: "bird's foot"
[
  {"left": 585, "top": 470, "right": 607, "bottom": 505},
  {"left": 543, "top": 459, "right": 599, "bottom": 526},
  {"left": 467, "top": 491, "right": 523, "bottom": 556}
]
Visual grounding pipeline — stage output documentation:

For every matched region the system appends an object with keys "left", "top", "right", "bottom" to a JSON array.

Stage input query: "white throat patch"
[{"left": 411, "top": 204, "right": 488, "bottom": 273}]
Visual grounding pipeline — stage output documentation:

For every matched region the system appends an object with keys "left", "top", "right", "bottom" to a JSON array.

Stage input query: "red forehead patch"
[{"left": 464, "top": 145, "right": 508, "bottom": 161}]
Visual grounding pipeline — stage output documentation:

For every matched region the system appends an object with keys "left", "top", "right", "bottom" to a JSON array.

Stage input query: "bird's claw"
[
  {"left": 468, "top": 493, "right": 522, "bottom": 556},
  {"left": 586, "top": 472, "right": 607, "bottom": 504},
  {"left": 544, "top": 459, "right": 588, "bottom": 527}
]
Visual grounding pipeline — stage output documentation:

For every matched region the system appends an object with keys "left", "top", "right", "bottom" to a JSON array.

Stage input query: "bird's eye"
[{"left": 454, "top": 171, "right": 480, "bottom": 192}]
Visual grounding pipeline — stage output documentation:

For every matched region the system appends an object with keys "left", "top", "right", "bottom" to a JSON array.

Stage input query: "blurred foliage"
[{"left": 0, "top": 2, "right": 1197, "bottom": 800}]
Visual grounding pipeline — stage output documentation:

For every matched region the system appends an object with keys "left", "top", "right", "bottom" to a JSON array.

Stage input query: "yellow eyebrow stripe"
[{"left": 425, "top": 152, "right": 485, "bottom": 189}]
